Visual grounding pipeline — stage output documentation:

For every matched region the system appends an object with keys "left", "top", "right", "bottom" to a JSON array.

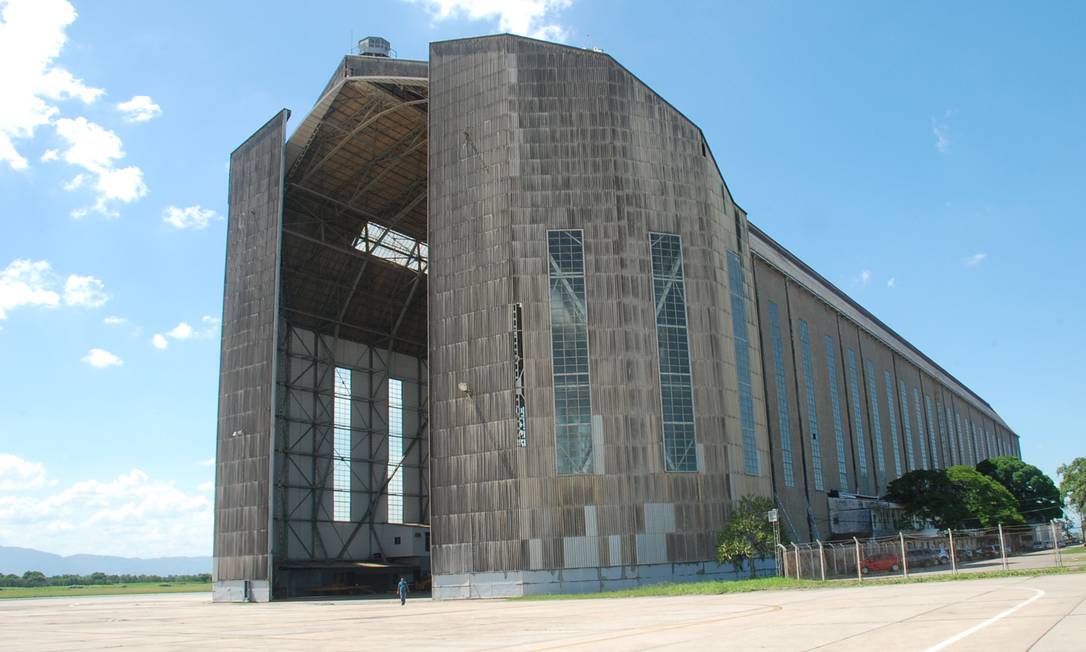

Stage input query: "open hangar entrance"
[{"left": 271, "top": 61, "right": 430, "bottom": 599}]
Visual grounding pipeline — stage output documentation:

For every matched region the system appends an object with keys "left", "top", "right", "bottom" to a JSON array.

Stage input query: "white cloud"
[
  {"left": 116, "top": 95, "right": 161, "bottom": 123},
  {"left": 0, "top": 0, "right": 103, "bottom": 170},
  {"left": 197, "top": 481, "right": 213, "bottom": 493},
  {"left": 0, "top": 453, "right": 47, "bottom": 491},
  {"left": 167, "top": 322, "right": 194, "bottom": 340},
  {"left": 0, "top": 468, "right": 212, "bottom": 557},
  {"left": 198, "top": 458, "right": 214, "bottom": 467},
  {"left": 63, "top": 273, "right": 108, "bottom": 308},
  {"left": 932, "top": 110, "right": 954, "bottom": 154},
  {"left": 0, "top": 259, "right": 61, "bottom": 319},
  {"left": 408, "top": 0, "right": 574, "bottom": 41},
  {"left": 54, "top": 116, "right": 147, "bottom": 217},
  {"left": 962, "top": 252, "right": 988, "bottom": 267},
  {"left": 887, "top": 277, "right": 896, "bottom": 288},
  {"left": 81, "top": 348, "right": 122, "bottom": 368},
  {"left": 40, "top": 148, "right": 58, "bottom": 162},
  {"left": 163, "top": 205, "right": 221, "bottom": 230},
  {"left": 62, "top": 172, "right": 84, "bottom": 190},
  {"left": 153, "top": 316, "right": 219, "bottom": 349},
  {"left": 858, "top": 269, "right": 871, "bottom": 286},
  {"left": 103, "top": 315, "right": 126, "bottom": 326}
]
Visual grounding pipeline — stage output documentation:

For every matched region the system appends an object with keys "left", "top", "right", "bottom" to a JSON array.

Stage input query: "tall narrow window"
[
  {"left": 946, "top": 405, "right": 959, "bottom": 464},
  {"left": 846, "top": 349, "right": 870, "bottom": 494},
  {"left": 333, "top": 367, "right": 352, "bottom": 522},
  {"left": 912, "top": 387, "right": 928, "bottom": 470},
  {"left": 954, "top": 411, "right": 967, "bottom": 464},
  {"left": 937, "top": 398, "right": 951, "bottom": 465},
  {"left": 884, "top": 371, "right": 903, "bottom": 477},
  {"left": 864, "top": 360, "right": 887, "bottom": 481},
  {"left": 651, "top": 233, "right": 697, "bottom": 472},
  {"left": 897, "top": 380, "right": 916, "bottom": 471},
  {"left": 824, "top": 336, "right": 848, "bottom": 489},
  {"left": 387, "top": 378, "right": 404, "bottom": 524},
  {"left": 925, "top": 394, "right": 941, "bottom": 469},
  {"left": 798, "top": 320, "right": 824, "bottom": 491},
  {"left": 977, "top": 419, "right": 986, "bottom": 460},
  {"left": 548, "top": 230, "right": 594, "bottom": 475},
  {"left": 726, "top": 251, "right": 758, "bottom": 475},
  {"left": 768, "top": 303, "right": 795, "bottom": 487}
]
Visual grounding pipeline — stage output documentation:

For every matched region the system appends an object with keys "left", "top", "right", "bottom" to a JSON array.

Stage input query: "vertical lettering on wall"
[{"left": 512, "top": 302, "right": 527, "bottom": 448}]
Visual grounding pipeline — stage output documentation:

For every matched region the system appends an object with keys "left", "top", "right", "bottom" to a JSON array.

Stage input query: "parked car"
[
  {"left": 861, "top": 552, "right": 901, "bottom": 574},
  {"left": 907, "top": 548, "right": 942, "bottom": 568}
]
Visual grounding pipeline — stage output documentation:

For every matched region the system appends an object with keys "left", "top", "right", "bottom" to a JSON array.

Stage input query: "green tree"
[
  {"left": 884, "top": 467, "right": 1024, "bottom": 529},
  {"left": 884, "top": 470, "right": 969, "bottom": 529},
  {"left": 946, "top": 465, "right": 1024, "bottom": 527},
  {"left": 1058, "top": 457, "right": 1086, "bottom": 533},
  {"left": 976, "top": 456, "right": 1062, "bottom": 523},
  {"left": 21, "top": 571, "right": 46, "bottom": 587},
  {"left": 716, "top": 495, "right": 779, "bottom": 578}
]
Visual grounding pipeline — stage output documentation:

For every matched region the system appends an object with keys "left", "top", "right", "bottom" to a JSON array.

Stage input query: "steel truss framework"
[
  {"left": 273, "top": 325, "right": 428, "bottom": 567},
  {"left": 268, "top": 71, "right": 431, "bottom": 594}
]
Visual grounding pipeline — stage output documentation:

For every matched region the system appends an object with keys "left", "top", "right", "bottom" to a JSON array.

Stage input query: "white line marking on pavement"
[{"left": 924, "top": 587, "right": 1045, "bottom": 652}]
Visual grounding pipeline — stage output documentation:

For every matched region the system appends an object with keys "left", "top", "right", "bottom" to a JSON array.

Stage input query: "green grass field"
[
  {"left": 0, "top": 582, "right": 210, "bottom": 600},
  {"left": 514, "top": 564, "right": 1086, "bottom": 601}
]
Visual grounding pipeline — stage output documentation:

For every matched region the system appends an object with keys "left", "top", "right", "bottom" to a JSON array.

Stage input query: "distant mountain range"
[{"left": 0, "top": 546, "right": 211, "bottom": 577}]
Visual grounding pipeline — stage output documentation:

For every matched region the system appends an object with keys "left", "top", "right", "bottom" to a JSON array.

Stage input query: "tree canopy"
[
  {"left": 884, "top": 469, "right": 969, "bottom": 529},
  {"left": 716, "top": 495, "right": 780, "bottom": 578},
  {"left": 947, "top": 465, "right": 1024, "bottom": 527},
  {"left": 1058, "top": 457, "right": 1086, "bottom": 528},
  {"left": 884, "top": 466, "right": 1023, "bottom": 529},
  {"left": 976, "top": 456, "right": 1062, "bottom": 523}
]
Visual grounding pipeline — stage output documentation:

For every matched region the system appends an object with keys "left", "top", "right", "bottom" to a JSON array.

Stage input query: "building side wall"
[
  {"left": 751, "top": 259, "right": 812, "bottom": 542},
  {"left": 429, "top": 35, "right": 772, "bottom": 587},
  {"left": 214, "top": 110, "right": 289, "bottom": 597}
]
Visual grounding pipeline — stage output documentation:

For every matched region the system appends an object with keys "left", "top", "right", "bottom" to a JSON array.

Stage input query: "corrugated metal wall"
[
  {"left": 214, "top": 109, "right": 289, "bottom": 583},
  {"left": 429, "top": 35, "right": 773, "bottom": 578}
]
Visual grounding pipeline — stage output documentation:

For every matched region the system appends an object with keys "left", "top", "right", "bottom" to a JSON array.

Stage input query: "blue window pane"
[
  {"left": 727, "top": 251, "right": 759, "bottom": 475},
  {"left": 864, "top": 360, "right": 887, "bottom": 488},
  {"left": 824, "top": 335, "right": 848, "bottom": 490},
  {"left": 884, "top": 371, "right": 903, "bottom": 477},
  {"left": 846, "top": 349, "right": 870, "bottom": 494},
  {"left": 799, "top": 320, "right": 823, "bottom": 491},
  {"left": 768, "top": 303, "right": 795, "bottom": 487},
  {"left": 548, "top": 230, "right": 594, "bottom": 475},
  {"left": 651, "top": 233, "right": 697, "bottom": 472}
]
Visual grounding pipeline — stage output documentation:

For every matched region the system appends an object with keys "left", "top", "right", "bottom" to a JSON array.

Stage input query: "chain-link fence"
[{"left": 777, "top": 522, "right": 1082, "bottom": 581}]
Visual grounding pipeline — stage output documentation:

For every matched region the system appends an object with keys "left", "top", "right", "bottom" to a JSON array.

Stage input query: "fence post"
[
  {"left": 900, "top": 531, "right": 909, "bottom": 578},
  {"left": 948, "top": 529, "right": 957, "bottom": 575},
  {"left": 854, "top": 536, "right": 862, "bottom": 582},
  {"left": 998, "top": 523, "right": 1008, "bottom": 571},
  {"left": 793, "top": 543, "right": 802, "bottom": 579},
  {"left": 777, "top": 544, "right": 789, "bottom": 577},
  {"left": 817, "top": 540, "right": 826, "bottom": 581},
  {"left": 1051, "top": 521, "right": 1062, "bottom": 568}
]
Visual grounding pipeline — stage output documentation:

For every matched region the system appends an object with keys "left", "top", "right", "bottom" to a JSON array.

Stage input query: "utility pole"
[
  {"left": 948, "top": 529, "right": 957, "bottom": 575},
  {"left": 998, "top": 523, "right": 1008, "bottom": 571}
]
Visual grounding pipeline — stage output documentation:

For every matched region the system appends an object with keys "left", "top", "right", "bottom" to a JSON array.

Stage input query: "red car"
[{"left": 861, "top": 552, "right": 901, "bottom": 574}]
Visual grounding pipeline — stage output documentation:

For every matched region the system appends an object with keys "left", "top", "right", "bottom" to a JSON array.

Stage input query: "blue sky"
[{"left": 0, "top": 1, "right": 1082, "bottom": 557}]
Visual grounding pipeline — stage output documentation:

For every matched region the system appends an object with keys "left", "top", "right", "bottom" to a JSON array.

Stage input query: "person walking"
[{"left": 398, "top": 577, "right": 408, "bottom": 606}]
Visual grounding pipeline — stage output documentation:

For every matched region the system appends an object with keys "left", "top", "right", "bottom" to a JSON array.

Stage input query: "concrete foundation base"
[
  {"left": 212, "top": 579, "right": 270, "bottom": 602},
  {"left": 431, "top": 558, "right": 777, "bottom": 599}
]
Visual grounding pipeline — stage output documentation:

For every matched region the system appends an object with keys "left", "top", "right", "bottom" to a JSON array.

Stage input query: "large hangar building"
[{"left": 214, "top": 34, "right": 1021, "bottom": 601}]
